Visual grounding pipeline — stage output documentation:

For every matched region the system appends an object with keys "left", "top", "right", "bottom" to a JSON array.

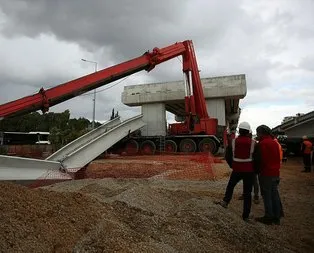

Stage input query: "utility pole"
[{"left": 81, "top": 59, "right": 98, "bottom": 129}]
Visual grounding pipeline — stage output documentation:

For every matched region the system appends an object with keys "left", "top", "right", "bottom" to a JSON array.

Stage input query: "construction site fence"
[
  {"left": 0, "top": 144, "right": 54, "bottom": 159},
  {"left": 29, "top": 151, "right": 226, "bottom": 188}
]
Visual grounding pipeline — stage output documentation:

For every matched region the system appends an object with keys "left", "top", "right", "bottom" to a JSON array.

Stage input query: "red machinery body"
[
  {"left": 0, "top": 40, "right": 218, "bottom": 141},
  {"left": 167, "top": 41, "right": 217, "bottom": 136}
]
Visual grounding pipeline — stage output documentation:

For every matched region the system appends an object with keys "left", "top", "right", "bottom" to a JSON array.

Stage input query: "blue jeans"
[{"left": 259, "top": 176, "right": 282, "bottom": 219}]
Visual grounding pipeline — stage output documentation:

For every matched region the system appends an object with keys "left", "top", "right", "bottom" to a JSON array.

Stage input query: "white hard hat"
[{"left": 238, "top": 121, "right": 251, "bottom": 132}]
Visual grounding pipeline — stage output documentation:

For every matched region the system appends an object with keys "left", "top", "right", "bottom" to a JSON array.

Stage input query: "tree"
[
  {"left": 110, "top": 108, "right": 115, "bottom": 120},
  {"left": 109, "top": 108, "right": 119, "bottom": 120},
  {"left": 0, "top": 110, "right": 102, "bottom": 149}
]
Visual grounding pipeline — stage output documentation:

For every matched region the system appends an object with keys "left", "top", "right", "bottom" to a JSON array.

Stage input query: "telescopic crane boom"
[{"left": 0, "top": 40, "right": 217, "bottom": 136}]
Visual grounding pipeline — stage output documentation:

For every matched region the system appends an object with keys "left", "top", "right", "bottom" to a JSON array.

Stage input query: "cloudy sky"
[{"left": 0, "top": 0, "right": 313, "bottom": 132}]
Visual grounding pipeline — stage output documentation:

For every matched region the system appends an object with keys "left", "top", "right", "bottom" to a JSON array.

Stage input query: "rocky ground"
[{"left": 0, "top": 156, "right": 313, "bottom": 253}]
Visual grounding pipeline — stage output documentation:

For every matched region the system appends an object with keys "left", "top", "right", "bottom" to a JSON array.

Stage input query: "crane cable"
[
  {"left": 80, "top": 57, "right": 182, "bottom": 97},
  {"left": 79, "top": 76, "right": 130, "bottom": 97}
]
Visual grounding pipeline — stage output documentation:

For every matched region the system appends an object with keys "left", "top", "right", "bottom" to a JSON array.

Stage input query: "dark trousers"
[
  {"left": 242, "top": 174, "right": 259, "bottom": 197},
  {"left": 223, "top": 171, "right": 255, "bottom": 219},
  {"left": 259, "top": 176, "right": 282, "bottom": 219},
  {"left": 253, "top": 175, "right": 260, "bottom": 197},
  {"left": 303, "top": 154, "right": 311, "bottom": 172}
]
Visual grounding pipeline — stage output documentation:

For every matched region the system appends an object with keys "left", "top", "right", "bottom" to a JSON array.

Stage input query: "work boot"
[
  {"left": 243, "top": 217, "right": 254, "bottom": 223},
  {"left": 255, "top": 216, "right": 273, "bottom": 225},
  {"left": 243, "top": 214, "right": 254, "bottom": 223},
  {"left": 253, "top": 196, "right": 260, "bottom": 204},
  {"left": 214, "top": 200, "right": 228, "bottom": 208}
]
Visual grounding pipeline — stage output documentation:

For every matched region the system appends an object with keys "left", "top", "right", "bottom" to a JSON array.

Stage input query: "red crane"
[{"left": 0, "top": 40, "right": 219, "bottom": 153}]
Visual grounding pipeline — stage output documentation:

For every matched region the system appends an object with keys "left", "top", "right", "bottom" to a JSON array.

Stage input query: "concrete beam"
[
  {"left": 284, "top": 119, "right": 314, "bottom": 137},
  {"left": 122, "top": 74, "right": 246, "bottom": 106},
  {"left": 0, "top": 155, "right": 71, "bottom": 180},
  {"left": 47, "top": 117, "right": 121, "bottom": 162},
  {"left": 272, "top": 110, "right": 314, "bottom": 137}
]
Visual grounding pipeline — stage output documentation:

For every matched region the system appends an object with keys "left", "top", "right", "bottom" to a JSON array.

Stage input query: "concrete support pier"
[{"left": 141, "top": 103, "right": 166, "bottom": 136}]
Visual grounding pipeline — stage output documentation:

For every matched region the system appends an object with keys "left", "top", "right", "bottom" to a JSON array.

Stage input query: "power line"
[{"left": 79, "top": 76, "right": 130, "bottom": 97}]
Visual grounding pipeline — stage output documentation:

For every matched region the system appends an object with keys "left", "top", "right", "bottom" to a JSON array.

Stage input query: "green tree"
[
  {"left": 110, "top": 108, "right": 115, "bottom": 120},
  {"left": 0, "top": 110, "right": 107, "bottom": 149}
]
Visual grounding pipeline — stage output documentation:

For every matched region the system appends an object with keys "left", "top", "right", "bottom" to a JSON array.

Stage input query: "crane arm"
[
  {"left": 0, "top": 42, "right": 187, "bottom": 119},
  {"left": 181, "top": 40, "right": 208, "bottom": 118}
]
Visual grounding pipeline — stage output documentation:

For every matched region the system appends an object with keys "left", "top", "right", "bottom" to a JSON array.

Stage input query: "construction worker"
[
  {"left": 238, "top": 130, "right": 260, "bottom": 204},
  {"left": 301, "top": 136, "right": 313, "bottom": 172},
  {"left": 215, "top": 121, "right": 256, "bottom": 222},
  {"left": 254, "top": 125, "right": 282, "bottom": 225}
]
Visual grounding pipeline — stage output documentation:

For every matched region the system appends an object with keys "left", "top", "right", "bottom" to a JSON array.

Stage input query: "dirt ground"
[{"left": 0, "top": 155, "right": 313, "bottom": 253}]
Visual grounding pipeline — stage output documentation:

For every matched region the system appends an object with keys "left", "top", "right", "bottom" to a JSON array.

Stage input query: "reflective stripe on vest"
[{"left": 232, "top": 138, "right": 255, "bottom": 162}]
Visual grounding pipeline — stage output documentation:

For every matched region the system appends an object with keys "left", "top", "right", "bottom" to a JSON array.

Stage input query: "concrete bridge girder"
[
  {"left": 284, "top": 119, "right": 314, "bottom": 137},
  {"left": 272, "top": 111, "right": 314, "bottom": 138},
  {"left": 122, "top": 74, "right": 247, "bottom": 136}
]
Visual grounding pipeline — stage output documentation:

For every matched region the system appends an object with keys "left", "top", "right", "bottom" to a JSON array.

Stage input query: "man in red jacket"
[
  {"left": 254, "top": 125, "right": 283, "bottom": 225},
  {"left": 215, "top": 122, "right": 256, "bottom": 222}
]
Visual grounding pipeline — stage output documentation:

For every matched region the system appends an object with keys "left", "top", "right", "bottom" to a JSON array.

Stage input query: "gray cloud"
[
  {"left": 0, "top": 0, "right": 246, "bottom": 61},
  {"left": 0, "top": 0, "right": 313, "bottom": 125},
  {"left": 1, "top": 0, "right": 183, "bottom": 55},
  {"left": 299, "top": 56, "right": 314, "bottom": 72}
]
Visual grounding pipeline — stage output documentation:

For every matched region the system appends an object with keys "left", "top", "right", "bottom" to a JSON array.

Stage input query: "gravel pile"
[
  {"left": 72, "top": 186, "right": 287, "bottom": 253},
  {"left": 0, "top": 182, "right": 106, "bottom": 253},
  {"left": 0, "top": 178, "right": 291, "bottom": 253},
  {"left": 1, "top": 158, "right": 312, "bottom": 253}
]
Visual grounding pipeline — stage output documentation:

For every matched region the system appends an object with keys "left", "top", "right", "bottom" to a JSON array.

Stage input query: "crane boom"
[
  {"left": 0, "top": 41, "right": 186, "bottom": 119},
  {"left": 0, "top": 40, "right": 216, "bottom": 136},
  {"left": 0, "top": 39, "right": 220, "bottom": 153}
]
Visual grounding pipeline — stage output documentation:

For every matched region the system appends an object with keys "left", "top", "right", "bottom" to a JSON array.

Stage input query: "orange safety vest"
[
  {"left": 303, "top": 140, "right": 313, "bottom": 154},
  {"left": 274, "top": 139, "right": 283, "bottom": 162}
]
